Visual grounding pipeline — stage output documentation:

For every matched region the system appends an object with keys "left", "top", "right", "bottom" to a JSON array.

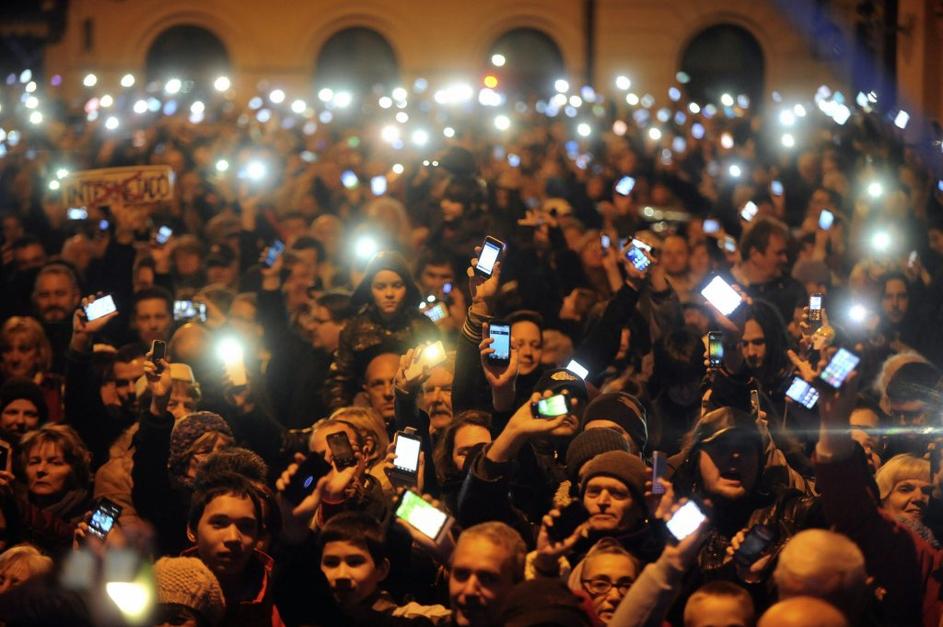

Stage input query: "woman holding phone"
[{"left": 324, "top": 251, "right": 439, "bottom": 411}]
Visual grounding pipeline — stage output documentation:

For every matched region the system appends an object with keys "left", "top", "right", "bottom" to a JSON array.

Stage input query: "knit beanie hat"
[
  {"left": 579, "top": 392, "right": 648, "bottom": 452},
  {"left": 168, "top": 412, "right": 232, "bottom": 481},
  {"left": 499, "top": 578, "right": 594, "bottom": 627},
  {"left": 154, "top": 556, "right": 226, "bottom": 625},
  {"left": 579, "top": 450, "right": 648, "bottom": 503},
  {"left": 565, "top": 428, "right": 630, "bottom": 481},
  {"left": 0, "top": 377, "right": 48, "bottom": 424}
]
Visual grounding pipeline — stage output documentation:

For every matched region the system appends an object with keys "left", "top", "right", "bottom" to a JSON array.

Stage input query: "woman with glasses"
[{"left": 567, "top": 539, "right": 640, "bottom": 624}]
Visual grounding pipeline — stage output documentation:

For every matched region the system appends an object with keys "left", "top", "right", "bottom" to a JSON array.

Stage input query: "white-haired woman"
[{"left": 875, "top": 453, "right": 936, "bottom": 546}]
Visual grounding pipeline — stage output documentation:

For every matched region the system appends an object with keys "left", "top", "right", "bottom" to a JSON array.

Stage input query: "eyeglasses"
[{"left": 581, "top": 577, "right": 634, "bottom": 597}]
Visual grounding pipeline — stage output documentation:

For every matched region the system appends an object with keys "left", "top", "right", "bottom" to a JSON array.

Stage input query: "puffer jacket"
[{"left": 324, "top": 304, "right": 439, "bottom": 411}]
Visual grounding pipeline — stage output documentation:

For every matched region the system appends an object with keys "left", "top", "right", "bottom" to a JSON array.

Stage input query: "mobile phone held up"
[
  {"left": 84, "top": 294, "right": 117, "bottom": 322},
  {"left": 155, "top": 225, "right": 173, "bottom": 245},
  {"left": 733, "top": 524, "right": 777, "bottom": 566},
  {"left": 487, "top": 321, "right": 511, "bottom": 367},
  {"left": 262, "top": 240, "right": 285, "bottom": 268},
  {"left": 701, "top": 276, "right": 742, "bottom": 316},
  {"left": 326, "top": 431, "right": 357, "bottom": 470},
  {"left": 150, "top": 340, "right": 166, "bottom": 373},
  {"left": 532, "top": 394, "right": 570, "bottom": 419},
  {"left": 389, "top": 430, "right": 422, "bottom": 485},
  {"left": 786, "top": 377, "right": 820, "bottom": 409},
  {"left": 666, "top": 500, "right": 707, "bottom": 541},
  {"left": 808, "top": 293, "right": 823, "bottom": 330},
  {"left": 707, "top": 332, "right": 724, "bottom": 368},
  {"left": 475, "top": 236, "right": 505, "bottom": 278},
  {"left": 88, "top": 498, "right": 123, "bottom": 540},
  {"left": 404, "top": 341, "right": 447, "bottom": 380},
  {"left": 819, "top": 348, "right": 860, "bottom": 389},
  {"left": 615, "top": 176, "right": 636, "bottom": 196},
  {"left": 546, "top": 501, "right": 588, "bottom": 543},
  {"left": 624, "top": 238, "right": 651, "bottom": 271},
  {"left": 283, "top": 453, "right": 332, "bottom": 505},
  {"left": 395, "top": 490, "right": 454, "bottom": 545},
  {"left": 818, "top": 209, "right": 834, "bottom": 231},
  {"left": 651, "top": 451, "right": 668, "bottom": 495},
  {"left": 174, "top": 300, "right": 207, "bottom": 322}
]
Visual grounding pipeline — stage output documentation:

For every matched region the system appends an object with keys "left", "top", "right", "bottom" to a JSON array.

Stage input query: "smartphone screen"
[
  {"left": 537, "top": 395, "right": 569, "bottom": 418},
  {"left": 396, "top": 490, "right": 449, "bottom": 540},
  {"left": 818, "top": 210, "right": 834, "bottom": 230},
  {"left": 393, "top": 433, "right": 422, "bottom": 474},
  {"left": 88, "top": 499, "right": 122, "bottom": 539},
  {"left": 703, "top": 219, "right": 720, "bottom": 234},
  {"left": 666, "top": 500, "right": 707, "bottom": 541},
  {"left": 84, "top": 295, "right": 117, "bottom": 321},
  {"left": 340, "top": 170, "right": 359, "bottom": 189},
  {"left": 600, "top": 234, "right": 611, "bottom": 249},
  {"left": 68, "top": 208, "right": 88, "bottom": 220},
  {"left": 625, "top": 246, "right": 651, "bottom": 271},
  {"left": 770, "top": 180, "right": 784, "bottom": 196},
  {"left": 174, "top": 300, "right": 198, "bottom": 321},
  {"left": 155, "top": 225, "right": 173, "bottom": 245},
  {"left": 819, "top": 348, "right": 860, "bottom": 389},
  {"left": 422, "top": 302, "right": 448, "bottom": 322},
  {"left": 565, "top": 359, "right": 588, "bottom": 379},
  {"left": 701, "top": 276, "right": 742, "bottom": 316},
  {"left": 475, "top": 237, "right": 503, "bottom": 276},
  {"left": 370, "top": 175, "right": 388, "bottom": 196},
  {"left": 615, "top": 176, "right": 636, "bottom": 196},
  {"left": 734, "top": 524, "right": 776, "bottom": 565},
  {"left": 488, "top": 323, "right": 511, "bottom": 362},
  {"left": 722, "top": 236, "right": 737, "bottom": 253},
  {"left": 652, "top": 451, "right": 667, "bottom": 495},
  {"left": 708, "top": 332, "right": 724, "bottom": 367},
  {"left": 283, "top": 453, "right": 332, "bottom": 505},
  {"left": 150, "top": 340, "right": 166, "bottom": 364},
  {"left": 327, "top": 431, "right": 357, "bottom": 469},
  {"left": 740, "top": 201, "right": 758, "bottom": 222},
  {"left": 263, "top": 240, "right": 285, "bottom": 268},
  {"left": 786, "top": 377, "right": 820, "bottom": 409}
]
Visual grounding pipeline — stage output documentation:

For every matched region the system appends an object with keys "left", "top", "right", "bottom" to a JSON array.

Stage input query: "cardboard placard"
[{"left": 62, "top": 166, "right": 175, "bottom": 207}]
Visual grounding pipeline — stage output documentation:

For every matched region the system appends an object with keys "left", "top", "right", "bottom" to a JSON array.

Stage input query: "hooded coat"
[{"left": 324, "top": 252, "right": 439, "bottom": 411}]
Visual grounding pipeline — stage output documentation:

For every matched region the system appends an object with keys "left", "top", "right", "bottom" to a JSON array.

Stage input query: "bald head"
[
  {"left": 774, "top": 529, "right": 865, "bottom": 616},
  {"left": 759, "top": 597, "right": 847, "bottom": 627},
  {"left": 168, "top": 323, "right": 210, "bottom": 365}
]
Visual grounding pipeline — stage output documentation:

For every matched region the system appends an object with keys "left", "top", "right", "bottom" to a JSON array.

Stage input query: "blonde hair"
[
  {"left": 1, "top": 316, "right": 52, "bottom": 373},
  {"left": 875, "top": 454, "right": 930, "bottom": 502},
  {"left": 328, "top": 406, "right": 389, "bottom": 464},
  {"left": 0, "top": 543, "right": 53, "bottom": 581},
  {"left": 19, "top": 424, "right": 91, "bottom": 490}
]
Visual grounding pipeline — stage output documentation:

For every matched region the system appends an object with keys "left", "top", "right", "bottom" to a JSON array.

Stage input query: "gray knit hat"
[{"left": 154, "top": 556, "right": 225, "bottom": 625}]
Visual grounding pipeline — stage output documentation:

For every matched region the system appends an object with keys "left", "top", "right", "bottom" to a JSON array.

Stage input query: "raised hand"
[{"left": 534, "top": 507, "right": 588, "bottom": 574}]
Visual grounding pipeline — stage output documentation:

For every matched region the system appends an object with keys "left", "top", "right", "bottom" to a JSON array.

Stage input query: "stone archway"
[{"left": 679, "top": 23, "right": 765, "bottom": 106}]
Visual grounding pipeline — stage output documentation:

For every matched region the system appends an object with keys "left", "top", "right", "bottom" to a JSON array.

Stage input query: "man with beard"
[
  {"left": 419, "top": 362, "right": 454, "bottom": 434},
  {"left": 64, "top": 293, "right": 135, "bottom": 470},
  {"left": 30, "top": 263, "right": 80, "bottom": 374},
  {"left": 734, "top": 300, "right": 793, "bottom": 423}
]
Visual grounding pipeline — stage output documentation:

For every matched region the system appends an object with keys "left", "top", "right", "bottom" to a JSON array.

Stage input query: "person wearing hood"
[
  {"left": 666, "top": 406, "right": 822, "bottom": 618},
  {"left": 325, "top": 251, "right": 439, "bottom": 411}
]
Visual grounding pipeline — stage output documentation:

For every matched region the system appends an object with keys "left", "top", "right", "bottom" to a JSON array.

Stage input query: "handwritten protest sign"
[{"left": 62, "top": 166, "right": 175, "bottom": 207}]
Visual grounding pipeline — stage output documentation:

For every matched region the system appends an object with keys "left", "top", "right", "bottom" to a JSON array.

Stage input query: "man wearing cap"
[
  {"left": 579, "top": 392, "right": 648, "bottom": 455},
  {"left": 667, "top": 407, "right": 821, "bottom": 613},
  {"left": 457, "top": 370, "right": 588, "bottom": 533},
  {"left": 206, "top": 243, "right": 239, "bottom": 289}
]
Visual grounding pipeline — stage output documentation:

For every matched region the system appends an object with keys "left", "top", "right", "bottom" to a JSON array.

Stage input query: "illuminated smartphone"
[
  {"left": 701, "top": 276, "right": 742, "bottom": 316},
  {"left": 708, "top": 331, "right": 724, "bottom": 367},
  {"left": 786, "top": 377, "right": 820, "bottom": 409},
  {"left": 340, "top": 170, "right": 359, "bottom": 189},
  {"left": 615, "top": 176, "right": 636, "bottom": 196},
  {"left": 809, "top": 293, "right": 823, "bottom": 326},
  {"left": 87, "top": 498, "right": 122, "bottom": 540},
  {"left": 600, "top": 234, "right": 611, "bottom": 249},
  {"left": 625, "top": 245, "right": 651, "bottom": 271},
  {"left": 488, "top": 321, "right": 511, "bottom": 365},
  {"left": 535, "top": 394, "right": 569, "bottom": 418},
  {"left": 734, "top": 524, "right": 777, "bottom": 566},
  {"left": 819, "top": 348, "right": 860, "bottom": 389},
  {"left": 68, "top": 207, "right": 88, "bottom": 220},
  {"left": 565, "top": 359, "right": 588, "bottom": 379},
  {"left": 174, "top": 300, "right": 199, "bottom": 322},
  {"left": 421, "top": 301, "right": 449, "bottom": 322},
  {"left": 703, "top": 219, "right": 720, "bottom": 234},
  {"left": 722, "top": 236, "right": 737, "bottom": 253},
  {"left": 818, "top": 209, "right": 834, "bottom": 230},
  {"left": 283, "top": 453, "right": 332, "bottom": 505},
  {"left": 395, "top": 490, "right": 453, "bottom": 543},
  {"left": 740, "top": 201, "right": 758, "bottom": 222},
  {"left": 666, "top": 500, "right": 707, "bottom": 541},
  {"left": 475, "top": 236, "right": 504, "bottom": 277},
  {"left": 262, "top": 240, "right": 285, "bottom": 268},
  {"left": 84, "top": 295, "right": 117, "bottom": 321},
  {"left": 390, "top": 430, "right": 422, "bottom": 484},
  {"left": 652, "top": 451, "right": 667, "bottom": 495},
  {"left": 770, "top": 180, "right": 784, "bottom": 196},
  {"left": 155, "top": 225, "right": 173, "bottom": 245},
  {"left": 370, "top": 175, "right": 388, "bottom": 196}
]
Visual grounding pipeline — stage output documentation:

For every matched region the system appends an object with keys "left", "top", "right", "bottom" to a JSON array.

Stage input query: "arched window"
[
  {"left": 145, "top": 25, "right": 230, "bottom": 82},
  {"left": 315, "top": 27, "right": 398, "bottom": 93},
  {"left": 680, "top": 24, "right": 764, "bottom": 106},
  {"left": 488, "top": 28, "right": 565, "bottom": 96}
]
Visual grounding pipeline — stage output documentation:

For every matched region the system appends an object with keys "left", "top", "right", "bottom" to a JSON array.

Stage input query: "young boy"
[{"left": 186, "top": 472, "right": 284, "bottom": 627}]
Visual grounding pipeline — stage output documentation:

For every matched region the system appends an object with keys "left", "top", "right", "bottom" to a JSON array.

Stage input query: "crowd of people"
[{"left": 0, "top": 63, "right": 941, "bottom": 627}]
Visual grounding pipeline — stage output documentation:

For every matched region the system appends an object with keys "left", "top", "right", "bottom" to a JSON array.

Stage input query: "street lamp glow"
[
  {"left": 491, "top": 53, "right": 506, "bottom": 67},
  {"left": 867, "top": 181, "right": 883, "bottom": 198},
  {"left": 164, "top": 78, "right": 182, "bottom": 94},
  {"left": 554, "top": 79, "right": 570, "bottom": 93},
  {"left": 213, "top": 76, "right": 231, "bottom": 92},
  {"left": 104, "top": 116, "right": 119, "bottom": 130},
  {"left": 83, "top": 73, "right": 97, "bottom": 87},
  {"left": 120, "top": 73, "right": 135, "bottom": 88},
  {"left": 615, "top": 75, "right": 631, "bottom": 90}
]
